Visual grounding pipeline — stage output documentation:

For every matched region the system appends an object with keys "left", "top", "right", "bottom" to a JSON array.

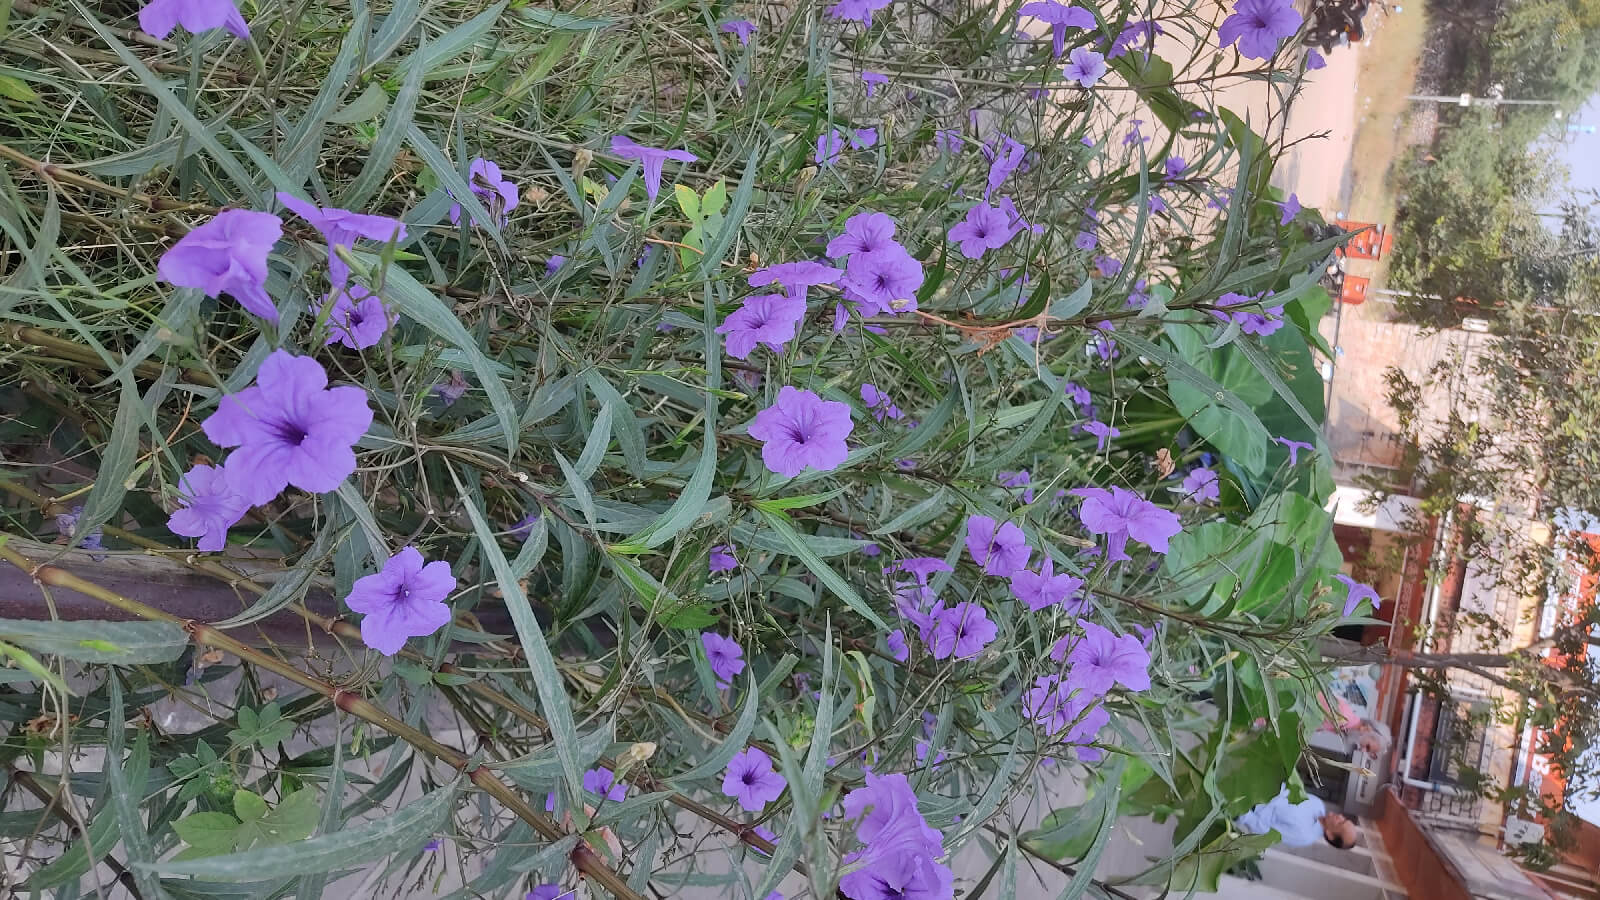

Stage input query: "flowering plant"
[{"left": 0, "top": 0, "right": 1361, "bottom": 896}]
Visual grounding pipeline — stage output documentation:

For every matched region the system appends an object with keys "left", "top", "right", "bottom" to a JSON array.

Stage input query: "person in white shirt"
[{"left": 1236, "top": 785, "right": 1359, "bottom": 849}]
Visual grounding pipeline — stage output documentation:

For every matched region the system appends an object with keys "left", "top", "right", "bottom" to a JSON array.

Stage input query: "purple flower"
[
  {"left": 984, "top": 135, "right": 1027, "bottom": 199},
  {"left": 510, "top": 512, "right": 540, "bottom": 541},
  {"left": 838, "top": 772, "right": 953, "bottom": 900},
  {"left": 716, "top": 293, "right": 807, "bottom": 359},
  {"left": 997, "top": 196, "right": 1045, "bottom": 236},
  {"left": 139, "top": 0, "right": 249, "bottom": 39},
  {"left": 1217, "top": 0, "right": 1303, "bottom": 60},
  {"left": 861, "top": 71, "right": 889, "bottom": 95},
  {"left": 997, "top": 469, "right": 1034, "bottom": 504},
  {"left": 1026, "top": 677, "right": 1110, "bottom": 756},
  {"left": 323, "top": 284, "right": 391, "bottom": 350},
  {"left": 1009, "top": 556, "right": 1085, "bottom": 612},
  {"left": 1306, "top": 48, "right": 1326, "bottom": 70},
  {"left": 721, "top": 19, "right": 757, "bottom": 44},
  {"left": 434, "top": 370, "right": 470, "bottom": 406},
  {"left": 527, "top": 886, "right": 573, "bottom": 900},
  {"left": 1082, "top": 420, "right": 1119, "bottom": 451},
  {"left": 1274, "top": 436, "right": 1315, "bottom": 464},
  {"left": 1162, "top": 155, "right": 1188, "bottom": 182},
  {"left": 827, "top": 0, "right": 891, "bottom": 25},
  {"left": 1053, "top": 619, "right": 1151, "bottom": 695},
  {"left": 582, "top": 767, "right": 627, "bottom": 803},
  {"left": 610, "top": 136, "right": 698, "bottom": 201},
  {"left": 934, "top": 129, "right": 962, "bottom": 153},
  {"left": 860, "top": 383, "right": 904, "bottom": 422},
  {"left": 886, "top": 629, "right": 909, "bottom": 662},
  {"left": 701, "top": 631, "right": 746, "bottom": 685},
  {"left": 841, "top": 245, "right": 924, "bottom": 314},
  {"left": 748, "top": 386, "right": 854, "bottom": 477},
  {"left": 276, "top": 192, "right": 406, "bottom": 289},
  {"left": 947, "top": 203, "right": 1018, "bottom": 259},
  {"left": 928, "top": 602, "right": 997, "bottom": 660},
  {"left": 1069, "top": 487, "right": 1181, "bottom": 562},
  {"left": 1277, "top": 192, "right": 1302, "bottom": 225},
  {"left": 1107, "top": 19, "right": 1162, "bottom": 58},
  {"left": 827, "top": 212, "right": 897, "bottom": 258},
  {"left": 815, "top": 130, "right": 847, "bottom": 166},
  {"left": 749, "top": 260, "right": 843, "bottom": 301},
  {"left": 1094, "top": 255, "right": 1123, "bottom": 278},
  {"left": 168, "top": 464, "right": 250, "bottom": 552},
  {"left": 1073, "top": 230, "right": 1098, "bottom": 251},
  {"left": 423, "top": 839, "right": 442, "bottom": 852},
  {"left": 1174, "top": 467, "right": 1220, "bottom": 503},
  {"left": 1063, "top": 381, "right": 1092, "bottom": 411},
  {"left": 201, "top": 350, "right": 373, "bottom": 506},
  {"left": 1062, "top": 46, "right": 1107, "bottom": 87},
  {"left": 1127, "top": 278, "right": 1151, "bottom": 308},
  {"left": 546, "top": 255, "right": 566, "bottom": 275},
  {"left": 965, "top": 515, "right": 1030, "bottom": 577},
  {"left": 723, "top": 747, "right": 787, "bottom": 811},
  {"left": 344, "top": 547, "right": 455, "bottom": 656},
  {"left": 887, "top": 557, "right": 953, "bottom": 584},
  {"left": 448, "top": 157, "right": 520, "bottom": 227},
  {"left": 1017, "top": 1, "right": 1096, "bottom": 57},
  {"left": 156, "top": 209, "right": 282, "bottom": 322},
  {"left": 710, "top": 544, "right": 738, "bottom": 574},
  {"left": 1334, "top": 574, "right": 1381, "bottom": 616},
  {"left": 851, "top": 127, "right": 879, "bottom": 150}
]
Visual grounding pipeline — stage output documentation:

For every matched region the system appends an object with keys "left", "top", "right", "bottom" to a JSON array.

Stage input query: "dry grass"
[{"left": 1345, "top": 1, "right": 1430, "bottom": 228}]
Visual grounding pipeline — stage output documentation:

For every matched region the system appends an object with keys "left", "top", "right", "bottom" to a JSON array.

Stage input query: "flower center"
[
  {"left": 742, "top": 771, "right": 758, "bottom": 785},
  {"left": 270, "top": 419, "right": 310, "bottom": 447}
]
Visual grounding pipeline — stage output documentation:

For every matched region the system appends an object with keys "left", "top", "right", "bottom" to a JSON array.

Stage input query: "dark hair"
[{"left": 1325, "top": 831, "right": 1354, "bottom": 849}]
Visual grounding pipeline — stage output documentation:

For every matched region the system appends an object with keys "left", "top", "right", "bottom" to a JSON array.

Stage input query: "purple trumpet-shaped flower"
[
  {"left": 1009, "top": 556, "right": 1085, "bottom": 612},
  {"left": 1063, "top": 46, "right": 1107, "bottom": 87},
  {"left": 323, "top": 284, "right": 392, "bottom": 350},
  {"left": 582, "top": 767, "right": 627, "bottom": 803},
  {"left": 276, "top": 192, "right": 407, "bottom": 289},
  {"left": 709, "top": 544, "right": 738, "bottom": 573},
  {"left": 984, "top": 135, "right": 1027, "bottom": 199},
  {"left": 965, "top": 515, "right": 1030, "bottom": 577},
  {"left": 1107, "top": 19, "right": 1163, "bottom": 58},
  {"left": 840, "top": 245, "right": 924, "bottom": 314},
  {"left": 1068, "top": 486, "right": 1181, "bottom": 562},
  {"left": 723, "top": 748, "right": 787, "bottom": 811},
  {"left": 1051, "top": 619, "right": 1152, "bottom": 696},
  {"left": 1063, "top": 381, "right": 1092, "bottom": 412},
  {"left": 527, "top": 886, "right": 574, "bottom": 900},
  {"left": 1334, "top": 574, "right": 1381, "bottom": 616},
  {"left": 157, "top": 209, "right": 282, "bottom": 322},
  {"left": 1082, "top": 420, "right": 1119, "bottom": 450},
  {"left": 827, "top": 0, "right": 892, "bottom": 26},
  {"left": 168, "top": 464, "right": 250, "bottom": 551},
  {"left": 1306, "top": 49, "right": 1326, "bottom": 70},
  {"left": 947, "top": 203, "right": 1018, "bottom": 259},
  {"left": 139, "top": 0, "right": 249, "bottom": 40},
  {"left": 1018, "top": 0, "right": 1097, "bottom": 58},
  {"left": 716, "top": 293, "right": 807, "bottom": 359},
  {"left": 610, "top": 136, "right": 698, "bottom": 201},
  {"left": 886, "top": 628, "right": 910, "bottom": 662},
  {"left": 928, "top": 602, "right": 997, "bottom": 660},
  {"left": 748, "top": 386, "right": 854, "bottom": 477},
  {"left": 749, "top": 260, "right": 843, "bottom": 301},
  {"left": 997, "top": 469, "right": 1034, "bottom": 504},
  {"left": 449, "top": 157, "right": 520, "bottom": 227},
  {"left": 851, "top": 128, "right": 878, "bottom": 150},
  {"left": 861, "top": 71, "right": 889, "bottom": 95},
  {"left": 344, "top": 547, "right": 455, "bottom": 656},
  {"left": 887, "top": 557, "right": 953, "bottom": 584},
  {"left": 816, "top": 130, "right": 847, "bottom": 166},
  {"left": 1274, "top": 436, "right": 1316, "bottom": 464},
  {"left": 720, "top": 19, "right": 757, "bottom": 44},
  {"left": 701, "top": 631, "right": 746, "bottom": 685},
  {"left": 827, "top": 211, "right": 897, "bottom": 258},
  {"left": 1173, "top": 467, "right": 1221, "bottom": 503},
  {"left": 838, "top": 772, "right": 953, "bottom": 900},
  {"left": 1218, "top": 0, "right": 1303, "bottom": 60},
  {"left": 1277, "top": 192, "right": 1302, "bottom": 225},
  {"left": 861, "top": 383, "right": 904, "bottom": 422},
  {"left": 201, "top": 350, "right": 373, "bottom": 506}
]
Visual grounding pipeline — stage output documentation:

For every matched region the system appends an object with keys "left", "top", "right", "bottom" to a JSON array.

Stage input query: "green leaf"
[
  {"left": 670, "top": 682, "right": 759, "bottom": 784},
  {"left": 105, "top": 677, "right": 167, "bottom": 899},
  {"left": 404, "top": 122, "right": 506, "bottom": 249},
  {"left": 147, "top": 779, "right": 460, "bottom": 878},
  {"left": 382, "top": 266, "right": 520, "bottom": 457},
  {"left": 329, "top": 82, "right": 389, "bottom": 124},
  {"left": 695, "top": 150, "right": 757, "bottom": 276},
  {"left": 0, "top": 71, "right": 37, "bottom": 102},
  {"left": 343, "top": 44, "right": 424, "bottom": 209},
  {"left": 214, "top": 521, "right": 354, "bottom": 628},
  {"left": 234, "top": 789, "right": 269, "bottom": 822},
  {"left": 0, "top": 618, "right": 185, "bottom": 664},
  {"left": 448, "top": 465, "right": 585, "bottom": 800},
  {"left": 228, "top": 702, "right": 294, "bottom": 749},
  {"left": 756, "top": 508, "right": 889, "bottom": 630},
  {"left": 396, "top": 2, "right": 508, "bottom": 78},
  {"left": 0, "top": 640, "right": 71, "bottom": 695},
  {"left": 76, "top": 377, "right": 142, "bottom": 544}
]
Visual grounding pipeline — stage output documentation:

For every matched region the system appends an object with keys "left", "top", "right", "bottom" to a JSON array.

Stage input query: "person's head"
[{"left": 1321, "top": 812, "right": 1359, "bottom": 849}]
